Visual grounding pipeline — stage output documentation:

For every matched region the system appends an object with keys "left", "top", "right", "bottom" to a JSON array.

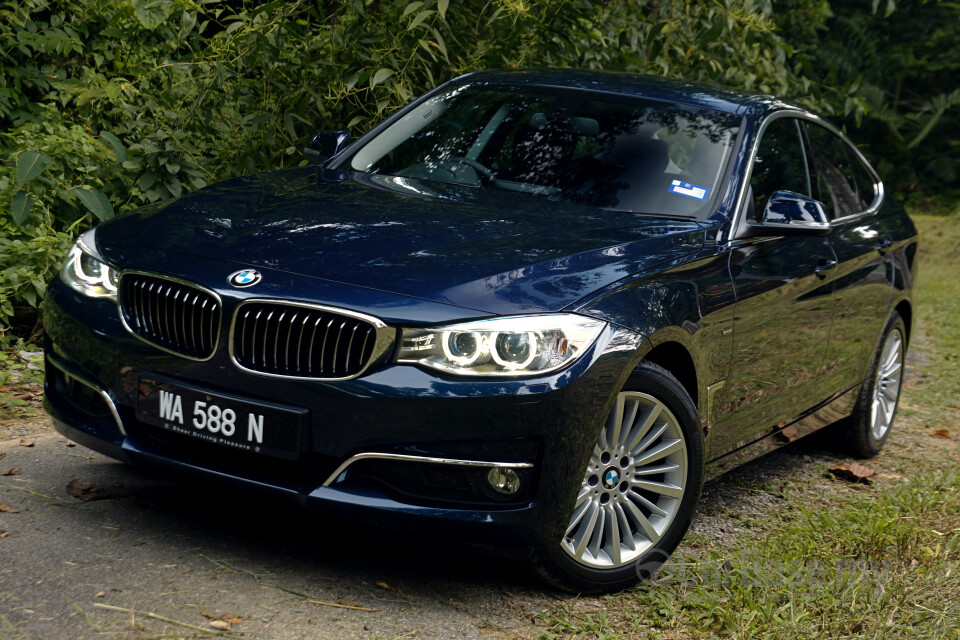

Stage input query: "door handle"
[
  {"left": 815, "top": 258, "right": 838, "bottom": 279},
  {"left": 877, "top": 239, "right": 893, "bottom": 255}
]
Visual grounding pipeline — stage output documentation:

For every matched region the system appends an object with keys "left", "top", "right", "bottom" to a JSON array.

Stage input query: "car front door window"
[{"left": 748, "top": 117, "right": 811, "bottom": 221}]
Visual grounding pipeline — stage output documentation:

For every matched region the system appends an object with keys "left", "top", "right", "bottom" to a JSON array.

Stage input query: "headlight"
[
  {"left": 61, "top": 229, "right": 119, "bottom": 299},
  {"left": 397, "top": 314, "right": 606, "bottom": 376}
]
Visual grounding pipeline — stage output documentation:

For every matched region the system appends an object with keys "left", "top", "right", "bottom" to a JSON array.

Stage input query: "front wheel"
[{"left": 533, "top": 361, "right": 704, "bottom": 593}]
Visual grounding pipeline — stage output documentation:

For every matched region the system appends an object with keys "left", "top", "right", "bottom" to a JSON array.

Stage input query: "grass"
[
  {"left": 900, "top": 211, "right": 960, "bottom": 428},
  {"left": 0, "top": 339, "right": 43, "bottom": 421},
  {"left": 531, "top": 205, "right": 960, "bottom": 640}
]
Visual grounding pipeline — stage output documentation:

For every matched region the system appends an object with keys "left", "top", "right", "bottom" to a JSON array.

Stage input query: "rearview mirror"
[
  {"left": 304, "top": 130, "right": 352, "bottom": 162},
  {"left": 744, "top": 191, "right": 831, "bottom": 237}
]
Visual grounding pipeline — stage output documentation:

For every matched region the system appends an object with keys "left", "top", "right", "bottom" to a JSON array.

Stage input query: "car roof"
[{"left": 456, "top": 68, "right": 782, "bottom": 116}]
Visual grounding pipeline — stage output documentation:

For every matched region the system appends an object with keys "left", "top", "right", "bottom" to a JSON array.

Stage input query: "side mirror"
[
  {"left": 304, "top": 130, "right": 352, "bottom": 162},
  {"left": 745, "top": 190, "right": 831, "bottom": 237}
]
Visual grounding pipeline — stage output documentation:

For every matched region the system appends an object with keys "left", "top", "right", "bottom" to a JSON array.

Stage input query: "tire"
[
  {"left": 532, "top": 360, "right": 704, "bottom": 593},
  {"left": 834, "top": 312, "right": 907, "bottom": 458}
]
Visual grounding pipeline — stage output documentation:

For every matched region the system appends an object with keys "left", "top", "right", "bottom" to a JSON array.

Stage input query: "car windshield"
[{"left": 346, "top": 82, "right": 741, "bottom": 219}]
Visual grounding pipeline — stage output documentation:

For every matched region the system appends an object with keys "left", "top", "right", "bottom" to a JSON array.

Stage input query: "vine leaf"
[
  {"left": 133, "top": 0, "right": 177, "bottom": 29},
  {"left": 99, "top": 130, "right": 128, "bottom": 163},
  {"left": 15, "top": 150, "right": 52, "bottom": 187},
  {"left": 11, "top": 191, "right": 34, "bottom": 226},
  {"left": 370, "top": 68, "right": 395, "bottom": 89},
  {"left": 72, "top": 187, "right": 115, "bottom": 221}
]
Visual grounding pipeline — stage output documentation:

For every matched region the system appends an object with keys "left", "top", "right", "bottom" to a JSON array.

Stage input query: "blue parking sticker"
[{"left": 668, "top": 180, "right": 709, "bottom": 201}]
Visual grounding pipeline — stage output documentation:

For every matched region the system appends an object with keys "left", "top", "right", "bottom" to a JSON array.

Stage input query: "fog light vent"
[{"left": 487, "top": 467, "right": 521, "bottom": 495}]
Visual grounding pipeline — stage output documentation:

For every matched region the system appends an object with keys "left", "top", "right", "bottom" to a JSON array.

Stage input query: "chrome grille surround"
[
  {"left": 229, "top": 300, "right": 395, "bottom": 381},
  {"left": 118, "top": 272, "right": 222, "bottom": 361}
]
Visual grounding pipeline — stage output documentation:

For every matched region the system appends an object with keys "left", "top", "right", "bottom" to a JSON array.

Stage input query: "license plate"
[{"left": 136, "top": 376, "right": 308, "bottom": 459}]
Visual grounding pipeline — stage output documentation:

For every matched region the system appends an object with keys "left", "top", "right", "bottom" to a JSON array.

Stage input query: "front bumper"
[{"left": 43, "top": 274, "right": 645, "bottom": 548}]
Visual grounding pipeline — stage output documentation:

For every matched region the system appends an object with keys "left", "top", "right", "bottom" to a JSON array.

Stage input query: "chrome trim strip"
[
  {"left": 322, "top": 452, "right": 535, "bottom": 487},
  {"left": 116, "top": 270, "right": 223, "bottom": 362},
  {"left": 727, "top": 109, "right": 886, "bottom": 243},
  {"left": 228, "top": 299, "right": 396, "bottom": 382},
  {"left": 46, "top": 355, "right": 126, "bottom": 436}
]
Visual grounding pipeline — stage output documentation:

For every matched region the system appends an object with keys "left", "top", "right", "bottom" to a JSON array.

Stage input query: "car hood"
[{"left": 96, "top": 167, "right": 705, "bottom": 315}]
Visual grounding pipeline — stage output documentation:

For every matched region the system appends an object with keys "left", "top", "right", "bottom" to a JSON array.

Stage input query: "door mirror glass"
[
  {"left": 305, "top": 130, "right": 352, "bottom": 161},
  {"left": 750, "top": 190, "right": 831, "bottom": 236}
]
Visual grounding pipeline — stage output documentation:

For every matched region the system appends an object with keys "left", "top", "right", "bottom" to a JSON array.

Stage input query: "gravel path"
[
  {"left": 0, "top": 340, "right": 944, "bottom": 639},
  {"left": 0, "top": 431, "right": 545, "bottom": 639}
]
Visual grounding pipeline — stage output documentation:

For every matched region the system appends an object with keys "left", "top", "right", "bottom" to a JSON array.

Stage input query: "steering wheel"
[{"left": 448, "top": 156, "right": 496, "bottom": 185}]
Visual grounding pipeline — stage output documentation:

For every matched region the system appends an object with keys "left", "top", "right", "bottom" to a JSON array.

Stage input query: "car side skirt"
[{"left": 703, "top": 383, "right": 860, "bottom": 481}]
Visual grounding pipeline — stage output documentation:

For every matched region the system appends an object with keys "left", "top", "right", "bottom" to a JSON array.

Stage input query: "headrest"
[{"left": 528, "top": 113, "right": 600, "bottom": 136}]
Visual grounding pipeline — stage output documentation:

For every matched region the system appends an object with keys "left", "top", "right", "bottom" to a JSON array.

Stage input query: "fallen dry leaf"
[
  {"left": 65, "top": 479, "right": 111, "bottom": 502},
  {"left": 0, "top": 503, "right": 20, "bottom": 514},
  {"left": 96, "top": 591, "right": 106, "bottom": 598},
  {"left": 18, "top": 439, "right": 35, "bottom": 447},
  {"left": 2, "top": 468, "right": 20, "bottom": 476},
  {"left": 208, "top": 620, "right": 230, "bottom": 631},
  {"left": 0, "top": 530, "right": 7, "bottom": 538},
  {"left": 201, "top": 612, "right": 243, "bottom": 625},
  {"left": 776, "top": 426, "right": 801, "bottom": 443},
  {"left": 930, "top": 429, "right": 952, "bottom": 439},
  {"left": 830, "top": 462, "right": 878, "bottom": 484},
  {"left": 375, "top": 580, "right": 391, "bottom": 590},
  {"left": 65, "top": 441, "right": 77, "bottom": 448}
]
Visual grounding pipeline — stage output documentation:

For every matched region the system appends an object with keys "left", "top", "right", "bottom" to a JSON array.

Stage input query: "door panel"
[
  {"left": 708, "top": 115, "right": 835, "bottom": 460},
  {"left": 708, "top": 236, "right": 836, "bottom": 460},
  {"left": 803, "top": 121, "right": 894, "bottom": 399},
  {"left": 819, "top": 219, "right": 893, "bottom": 400}
]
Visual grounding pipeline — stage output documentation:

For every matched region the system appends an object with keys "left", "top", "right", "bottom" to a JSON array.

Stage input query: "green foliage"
[
  {"left": 0, "top": 0, "right": 821, "bottom": 336},
  {"left": 778, "top": 0, "right": 960, "bottom": 193},
  {"left": 1, "top": 0, "right": 956, "bottom": 338}
]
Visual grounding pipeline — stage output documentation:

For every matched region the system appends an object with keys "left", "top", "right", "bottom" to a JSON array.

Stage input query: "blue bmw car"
[{"left": 44, "top": 69, "right": 917, "bottom": 592}]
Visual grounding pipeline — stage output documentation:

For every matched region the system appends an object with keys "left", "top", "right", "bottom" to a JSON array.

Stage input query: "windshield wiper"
[{"left": 603, "top": 209, "right": 699, "bottom": 222}]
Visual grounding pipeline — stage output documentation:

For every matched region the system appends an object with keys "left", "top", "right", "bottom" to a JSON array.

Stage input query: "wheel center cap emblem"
[
  {"left": 229, "top": 269, "right": 261, "bottom": 287},
  {"left": 603, "top": 467, "right": 620, "bottom": 489}
]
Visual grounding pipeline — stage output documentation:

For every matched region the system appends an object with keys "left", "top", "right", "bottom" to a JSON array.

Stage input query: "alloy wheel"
[
  {"left": 562, "top": 391, "right": 688, "bottom": 569},
  {"left": 872, "top": 328, "right": 904, "bottom": 441}
]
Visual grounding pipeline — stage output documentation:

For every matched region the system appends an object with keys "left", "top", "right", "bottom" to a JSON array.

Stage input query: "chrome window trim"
[
  {"left": 116, "top": 270, "right": 223, "bottom": 362},
  {"left": 228, "top": 299, "right": 396, "bottom": 382},
  {"left": 47, "top": 355, "right": 126, "bottom": 436},
  {"left": 727, "top": 109, "right": 885, "bottom": 243},
  {"left": 322, "top": 452, "right": 535, "bottom": 487}
]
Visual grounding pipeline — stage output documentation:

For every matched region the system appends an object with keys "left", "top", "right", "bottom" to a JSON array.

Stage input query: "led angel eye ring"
[
  {"left": 491, "top": 331, "right": 539, "bottom": 369},
  {"left": 441, "top": 330, "right": 484, "bottom": 366}
]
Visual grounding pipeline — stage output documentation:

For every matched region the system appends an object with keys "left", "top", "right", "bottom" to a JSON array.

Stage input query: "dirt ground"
[{"left": 1, "top": 343, "right": 954, "bottom": 640}]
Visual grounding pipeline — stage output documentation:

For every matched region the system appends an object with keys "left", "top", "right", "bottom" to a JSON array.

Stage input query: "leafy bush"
[{"left": 2, "top": 0, "right": 956, "bottom": 341}]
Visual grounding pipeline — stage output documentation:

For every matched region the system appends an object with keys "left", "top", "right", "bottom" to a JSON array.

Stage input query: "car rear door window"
[
  {"left": 804, "top": 122, "right": 868, "bottom": 218},
  {"left": 749, "top": 118, "right": 810, "bottom": 221}
]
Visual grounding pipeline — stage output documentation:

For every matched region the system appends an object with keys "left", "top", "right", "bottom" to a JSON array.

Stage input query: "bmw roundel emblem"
[
  {"left": 603, "top": 468, "right": 620, "bottom": 489},
  {"left": 229, "top": 269, "right": 261, "bottom": 288}
]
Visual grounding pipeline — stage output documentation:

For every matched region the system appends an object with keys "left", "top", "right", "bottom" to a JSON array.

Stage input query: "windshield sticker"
[{"left": 669, "top": 180, "right": 709, "bottom": 201}]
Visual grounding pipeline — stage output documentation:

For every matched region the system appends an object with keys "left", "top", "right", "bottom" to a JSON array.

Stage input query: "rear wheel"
[
  {"left": 835, "top": 313, "right": 906, "bottom": 458},
  {"left": 533, "top": 361, "right": 703, "bottom": 593}
]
